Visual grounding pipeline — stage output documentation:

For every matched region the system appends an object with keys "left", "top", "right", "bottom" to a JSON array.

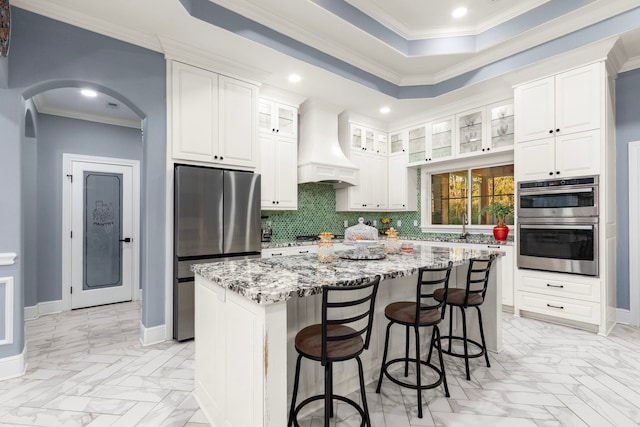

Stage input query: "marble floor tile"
[{"left": 4, "top": 300, "right": 640, "bottom": 426}]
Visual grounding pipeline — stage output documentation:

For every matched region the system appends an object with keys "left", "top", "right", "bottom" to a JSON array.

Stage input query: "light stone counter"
[{"left": 192, "top": 245, "right": 504, "bottom": 427}]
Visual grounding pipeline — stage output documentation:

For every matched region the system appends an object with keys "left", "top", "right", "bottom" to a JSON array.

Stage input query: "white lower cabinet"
[
  {"left": 516, "top": 268, "right": 602, "bottom": 326},
  {"left": 262, "top": 246, "right": 318, "bottom": 257}
]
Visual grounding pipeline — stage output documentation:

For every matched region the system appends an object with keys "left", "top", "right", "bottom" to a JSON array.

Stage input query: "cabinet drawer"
[
  {"left": 519, "top": 273, "right": 599, "bottom": 302},
  {"left": 517, "top": 291, "right": 600, "bottom": 325},
  {"left": 290, "top": 246, "right": 317, "bottom": 255},
  {"left": 262, "top": 249, "right": 289, "bottom": 257}
]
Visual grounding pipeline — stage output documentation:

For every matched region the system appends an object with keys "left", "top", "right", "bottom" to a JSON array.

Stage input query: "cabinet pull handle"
[
  {"left": 546, "top": 283, "right": 564, "bottom": 288},
  {"left": 273, "top": 252, "right": 283, "bottom": 256},
  {"left": 487, "top": 245, "right": 500, "bottom": 248},
  {"left": 299, "top": 250, "right": 309, "bottom": 254},
  {"left": 546, "top": 303, "right": 564, "bottom": 309}
]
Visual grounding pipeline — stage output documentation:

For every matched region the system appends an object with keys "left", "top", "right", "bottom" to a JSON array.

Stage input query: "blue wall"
[
  {"left": 616, "top": 68, "right": 640, "bottom": 311},
  {"left": 0, "top": 8, "right": 166, "bottom": 359},
  {"left": 29, "top": 114, "right": 143, "bottom": 305}
]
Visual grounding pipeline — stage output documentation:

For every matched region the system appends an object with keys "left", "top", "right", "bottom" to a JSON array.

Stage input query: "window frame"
[{"left": 419, "top": 153, "right": 514, "bottom": 234}]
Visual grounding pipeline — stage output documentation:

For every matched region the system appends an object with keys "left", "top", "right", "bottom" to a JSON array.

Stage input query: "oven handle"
[
  {"left": 519, "top": 187, "right": 594, "bottom": 195},
  {"left": 520, "top": 224, "right": 595, "bottom": 230}
]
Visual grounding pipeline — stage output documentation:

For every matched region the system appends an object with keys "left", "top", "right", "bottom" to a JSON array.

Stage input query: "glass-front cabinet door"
[
  {"left": 389, "top": 130, "right": 406, "bottom": 155},
  {"left": 350, "top": 124, "right": 363, "bottom": 151},
  {"left": 407, "top": 124, "right": 427, "bottom": 163},
  {"left": 430, "top": 117, "right": 454, "bottom": 162},
  {"left": 258, "top": 100, "right": 297, "bottom": 139},
  {"left": 364, "top": 129, "right": 376, "bottom": 152},
  {"left": 456, "top": 108, "right": 485, "bottom": 157},
  {"left": 375, "top": 132, "right": 387, "bottom": 155},
  {"left": 276, "top": 104, "right": 297, "bottom": 138},
  {"left": 487, "top": 100, "right": 514, "bottom": 152}
]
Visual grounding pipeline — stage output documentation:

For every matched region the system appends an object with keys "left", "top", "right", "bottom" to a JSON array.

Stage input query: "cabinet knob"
[
  {"left": 214, "top": 155, "right": 218, "bottom": 159},
  {"left": 402, "top": 149, "right": 405, "bottom": 152},
  {"left": 272, "top": 128, "right": 275, "bottom": 132},
  {"left": 556, "top": 171, "right": 560, "bottom": 175},
  {"left": 429, "top": 158, "right": 432, "bottom": 161},
  {"left": 487, "top": 147, "right": 490, "bottom": 151},
  {"left": 272, "top": 201, "right": 276, "bottom": 204},
  {"left": 549, "top": 172, "right": 553, "bottom": 175},
  {"left": 556, "top": 129, "right": 560, "bottom": 133},
  {"left": 220, "top": 156, "right": 224, "bottom": 161},
  {"left": 276, "top": 201, "right": 280, "bottom": 204},
  {"left": 482, "top": 148, "right": 485, "bottom": 151},
  {"left": 549, "top": 130, "right": 553, "bottom": 134}
]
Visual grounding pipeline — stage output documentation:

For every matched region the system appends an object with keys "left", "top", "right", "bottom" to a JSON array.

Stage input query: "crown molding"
[
  {"left": 620, "top": 55, "right": 640, "bottom": 73},
  {"left": 12, "top": 0, "right": 162, "bottom": 53},
  {"left": 32, "top": 95, "right": 141, "bottom": 129},
  {"left": 158, "top": 36, "right": 268, "bottom": 86}
]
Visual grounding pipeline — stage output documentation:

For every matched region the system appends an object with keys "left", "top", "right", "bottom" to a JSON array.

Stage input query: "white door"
[{"left": 69, "top": 159, "right": 135, "bottom": 309}]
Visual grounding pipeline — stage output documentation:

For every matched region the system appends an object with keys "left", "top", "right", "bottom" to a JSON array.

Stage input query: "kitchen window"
[{"left": 426, "top": 164, "right": 514, "bottom": 230}]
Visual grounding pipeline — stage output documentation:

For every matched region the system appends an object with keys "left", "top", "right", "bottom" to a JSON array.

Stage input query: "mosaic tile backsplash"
[{"left": 263, "top": 171, "right": 424, "bottom": 242}]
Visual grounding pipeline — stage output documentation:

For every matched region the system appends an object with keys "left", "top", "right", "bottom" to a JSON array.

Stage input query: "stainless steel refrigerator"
[{"left": 173, "top": 165, "right": 261, "bottom": 341}]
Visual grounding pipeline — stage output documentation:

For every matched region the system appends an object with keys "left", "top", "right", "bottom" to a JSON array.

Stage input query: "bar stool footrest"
[
  {"left": 380, "top": 358, "right": 445, "bottom": 391},
  {"left": 438, "top": 335, "right": 486, "bottom": 359},
  {"left": 291, "top": 393, "right": 367, "bottom": 427}
]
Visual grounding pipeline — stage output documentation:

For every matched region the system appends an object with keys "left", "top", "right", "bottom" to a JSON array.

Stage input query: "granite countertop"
[{"left": 192, "top": 245, "right": 504, "bottom": 305}]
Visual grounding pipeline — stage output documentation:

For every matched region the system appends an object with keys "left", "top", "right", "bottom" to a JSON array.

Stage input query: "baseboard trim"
[
  {"left": 616, "top": 308, "right": 631, "bottom": 325},
  {"left": 24, "top": 300, "right": 63, "bottom": 321},
  {"left": 138, "top": 321, "right": 167, "bottom": 346},
  {"left": 0, "top": 349, "right": 26, "bottom": 380}
]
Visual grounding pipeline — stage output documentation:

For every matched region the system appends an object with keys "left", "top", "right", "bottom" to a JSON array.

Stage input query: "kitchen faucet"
[{"left": 460, "top": 212, "right": 469, "bottom": 239}]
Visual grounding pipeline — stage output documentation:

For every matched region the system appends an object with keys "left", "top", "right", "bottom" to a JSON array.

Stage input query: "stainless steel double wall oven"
[{"left": 517, "top": 175, "right": 599, "bottom": 276}]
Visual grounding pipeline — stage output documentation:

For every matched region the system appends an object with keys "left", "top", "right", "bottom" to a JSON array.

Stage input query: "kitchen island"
[{"left": 192, "top": 245, "right": 504, "bottom": 427}]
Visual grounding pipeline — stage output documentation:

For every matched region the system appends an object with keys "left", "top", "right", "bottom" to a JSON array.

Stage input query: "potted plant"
[{"left": 480, "top": 201, "right": 514, "bottom": 242}]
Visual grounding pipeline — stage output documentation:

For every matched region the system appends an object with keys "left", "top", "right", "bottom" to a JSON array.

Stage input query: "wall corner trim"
[
  {"left": 0, "top": 350, "right": 26, "bottom": 381},
  {"left": 0, "top": 253, "right": 17, "bottom": 266},
  {"left": 138, "top": 321, "right": 167, "bottom": 347}
]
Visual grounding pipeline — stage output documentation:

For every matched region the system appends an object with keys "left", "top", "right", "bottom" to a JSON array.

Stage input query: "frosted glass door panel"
[{"left": 83, "top": 172, "right": 123, "bottom": 290}]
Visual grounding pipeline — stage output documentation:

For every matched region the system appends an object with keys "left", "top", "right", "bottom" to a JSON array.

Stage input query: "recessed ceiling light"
[
  {"left": 80, "top": 89, "right": 98, "bottom": 98},
  {"left": 452, "top": 7, "right": 467, "bottom": 18},
  {"left": 380, "top": 107, "right": 391, "bottom": 114},
  {"left": 288, "top": 74, "right": 301, "bottom": 83}
]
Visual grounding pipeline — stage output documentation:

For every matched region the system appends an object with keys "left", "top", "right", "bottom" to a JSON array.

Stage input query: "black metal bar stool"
[
  {"left": 434, "top": 255, "right": 496, "bottom": 380},
  {"left": 375, "top": 262, "right": 453, "bottom": 419},
  {"left": 288, "top": 276, "right": 381, "bottom": 427}
]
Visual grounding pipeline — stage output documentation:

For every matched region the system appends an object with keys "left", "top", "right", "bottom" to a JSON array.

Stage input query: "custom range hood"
[{"left": 298, "top": 98, "right": 359, "bottom": 187}]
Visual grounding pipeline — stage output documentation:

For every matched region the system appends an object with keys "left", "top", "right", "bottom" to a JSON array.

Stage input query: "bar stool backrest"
[
  {"left": 463, "top": 255, "right": 496, "bottom": 307},
  {"left": 321, "top": 275, "right": 382, "bottom": 365},
  {"left": 416, "top": 261, "right": 453, "bottom": 324}
]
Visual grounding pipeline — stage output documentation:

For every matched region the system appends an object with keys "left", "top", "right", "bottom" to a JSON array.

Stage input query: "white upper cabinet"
[
  {"left": 388, "top": 130, "right": 407, "bottom": 155},
  {"left": 515, "top": 130, "right": 601, "bottom": 181},
  {"left": 171, "top": 61, "right": 258, "bottom": 169},
  {"left": 515, "top": 62, "right": 601, "bottom": 143},
  {"left": 218, "top": 76, "right": 259, "bottom": 169},
  {"left": 407, "top": 124, "right": 428, "bottom": 164},
  {"left": 487, "top": 100, "right": 515, "bottom": 152},
  {"left": 350, "top": 124, "right": 385, "bottom": 154},
  {"left": 258, "top": 100, "right": 297, "bottom": 139},
  {"left": 388, "top": 154, "right": 417, "bottom": 211},
  {"left": 259, "top": 133, "right": 297, "bottom": 209},
  {"left": 258, "top": 99, "right": 298, "bottom": 210},
  {"left": 455, "top": 107, "right": 486, "bottom": 158},
  {"left": 429, "top": 117, "right": 455, "bottom": 162}
]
